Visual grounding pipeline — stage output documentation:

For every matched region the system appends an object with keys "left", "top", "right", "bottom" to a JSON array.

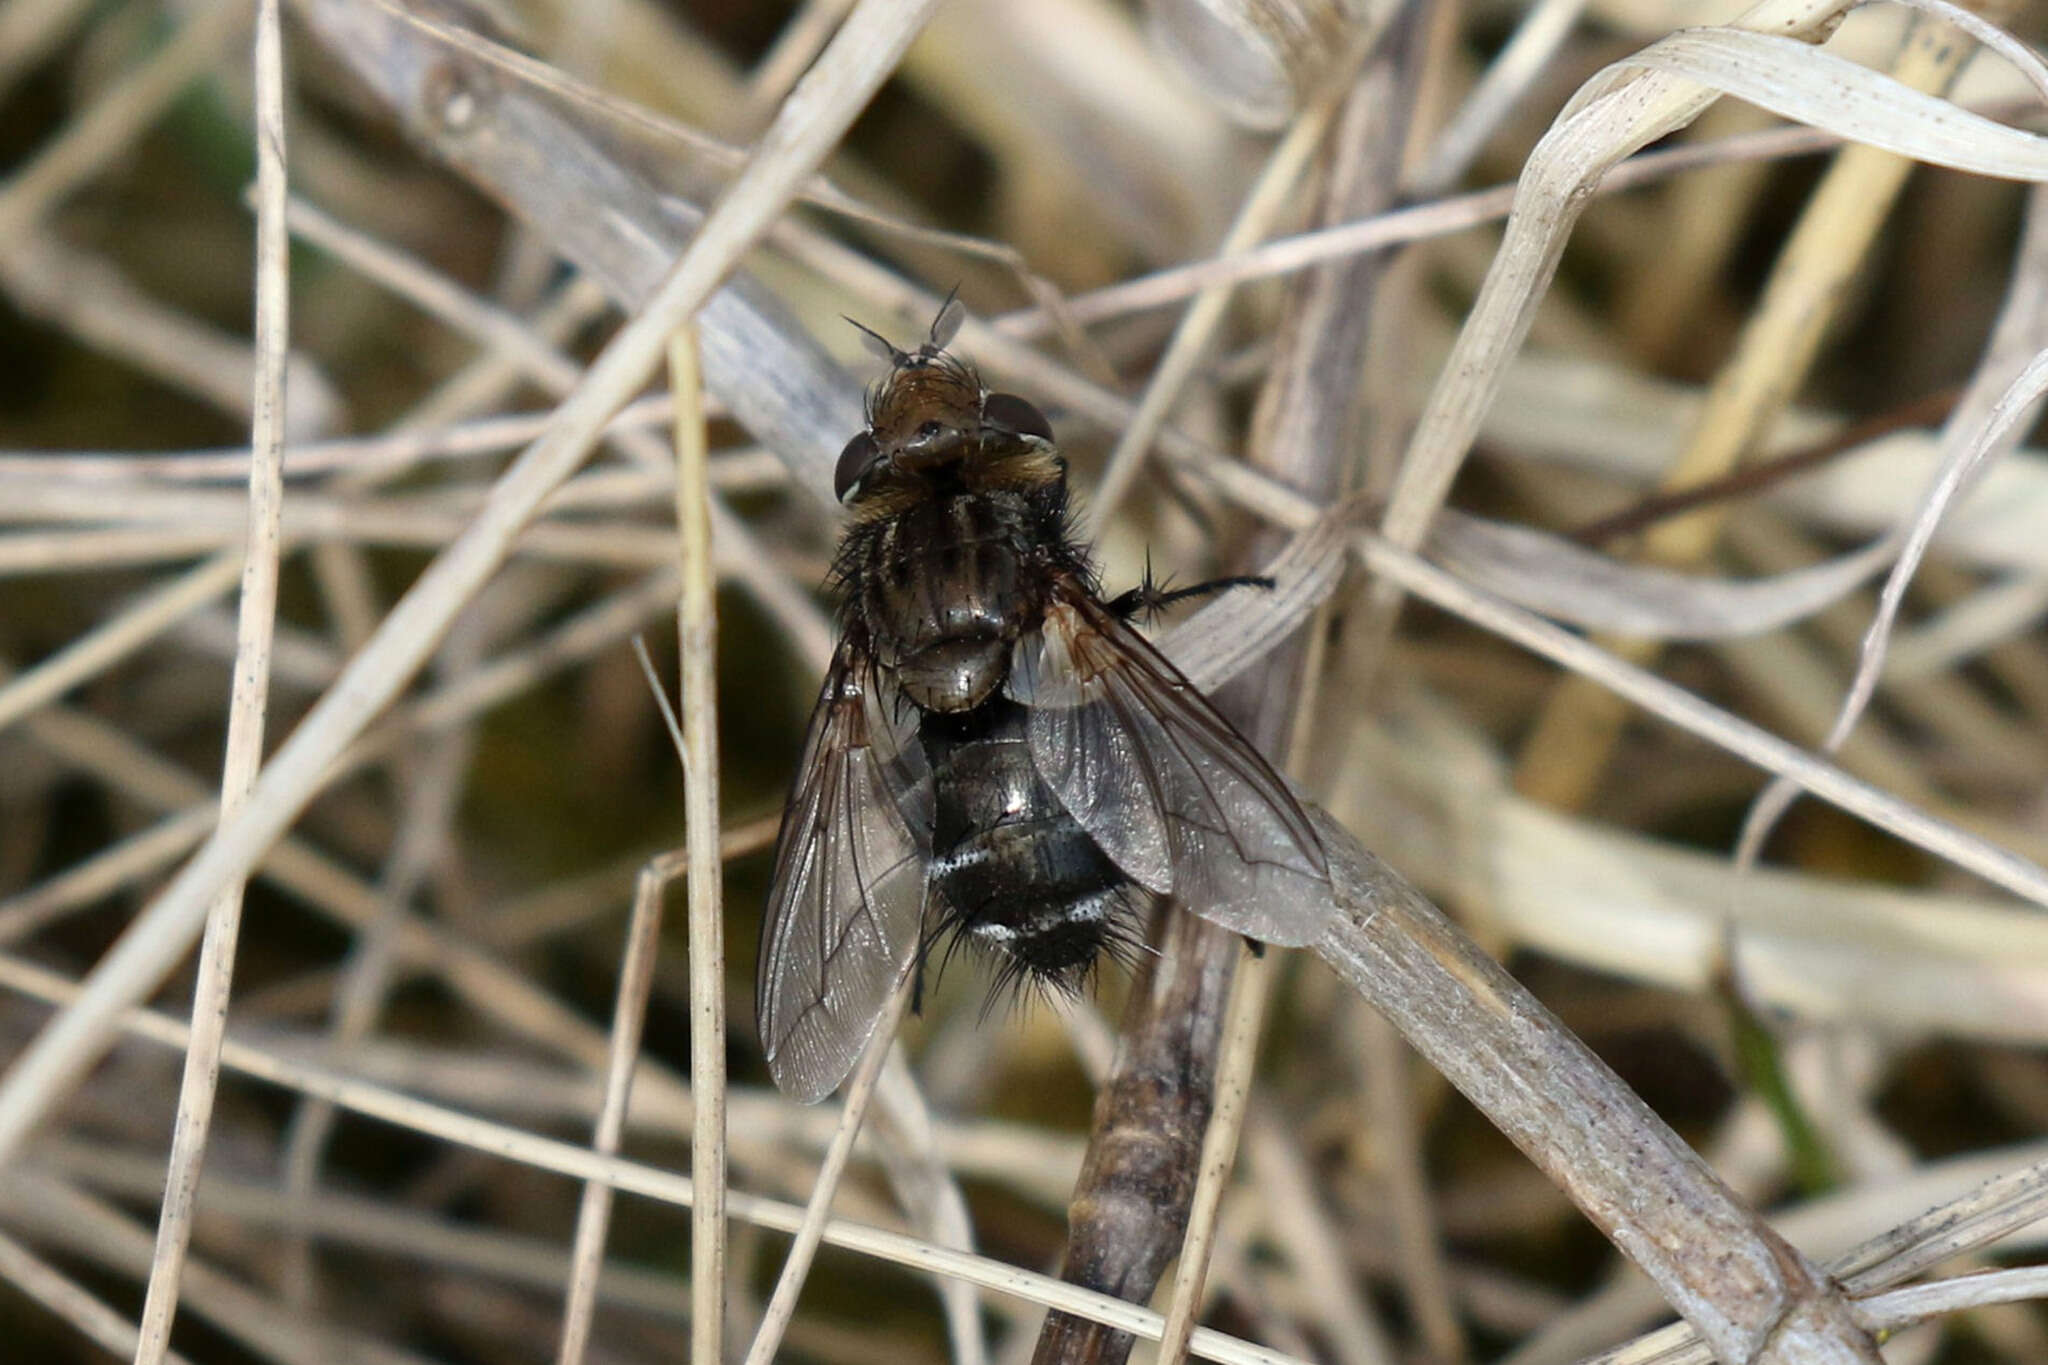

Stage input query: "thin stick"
[
  {"left": 743, "top": 977, "right": 916, "bottom": 1365},
  {"left": 0, "top": 1228, "right": 197, "bottom": 1365},
  {"left": 1155, "top": 945, "right": 1274, "bottom": 1365},
  {"left": 0, "top": 0, "right": 246, "bottom": 246},
  {"left": 0, "top": 0, "right": 943, "bottom": 1172},
  {"left": 0, "top": 552, "right": 242, "bottom": 737},
  {"left": 0, "top": 0, "right": 98, "bottom": 100},
  {"left": 0, "top": 806, "right": 213, "bottom": 945},
  {"left": 133, "top": 0, "right": 290, "bottom": 1354},
  {"left": 1087, "top": 22, "right": 1382, "bottom": 525},
  {"left": 554, "top": 844, "right": 687, "bottom": 1365},
  {"left": 0, "top": 395, "right": 682, "bottom": 484},
  {"left": 1409, "top": 0, "right": 1590, "bottom": 195},
  {"left": 748, "top": 0, "right": 859, "bottom": 124},
  {"left": 671, "top": 324, "right": 730, "bottom": 1365}
]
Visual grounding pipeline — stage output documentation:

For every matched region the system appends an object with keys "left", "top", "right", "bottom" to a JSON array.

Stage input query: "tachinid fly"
[{"left": 757, "top": 299, "right": 1333, "bottom": 1101}]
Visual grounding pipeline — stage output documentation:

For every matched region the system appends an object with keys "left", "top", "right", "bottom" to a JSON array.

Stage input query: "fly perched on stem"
[{"left": 757, "top": 299, "right": 1335, "bottom": 1101}]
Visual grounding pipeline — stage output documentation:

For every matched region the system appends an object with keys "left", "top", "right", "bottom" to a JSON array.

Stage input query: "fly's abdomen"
[{"left": 920, "top": 699, "right": 1136, "bottom": 986}]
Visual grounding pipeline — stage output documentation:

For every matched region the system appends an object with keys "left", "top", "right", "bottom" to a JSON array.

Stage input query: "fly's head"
[{"left": 835, "top": 304, "right": 1064, "bottom": 514}]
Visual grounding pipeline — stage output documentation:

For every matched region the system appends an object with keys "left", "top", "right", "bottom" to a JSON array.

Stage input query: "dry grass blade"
[
  {"left": 133, "top": 0, "right": 292, "bottom": 1353},
  {"left": 744, "top": 979, "right": 915, "bottom": 1365},
  {"left": 9, "top": 1, "right": 2048, "bottom": 1362},
  {"left": 1422, "top": 509, "right": 1899, "bottom": 639},
  {"left": 1313, "top": 824, "right": 1880, "bottom": 1365},
  {"left": 1735, "top": 179, "right": 2048, "bottom": 865},
  {"left": 1156, "top": 946, "right": 1273, "bottom": 1365},
  {"left": 0, "top": 951, "right": 1311, "bottom": 1365},
  {"left": 553, "top": 839, "right": 684, "bottom": 1365},
  {"left": 1367, "top": 0, "right": 2048, "bottom": 666},
  {"left": 1354, "top": 526, "right": 2048, "bottom": 905},
  {"left": 0, "top": 1228, "right": 196, "bottom": 1365},
  {"left": 671, "top": 325, "right": 731, "bottom": 1365},
  {"left": 1572, "top": 1153, "right": 2048, "bottom": 1363},
  {"left": 294, "top": 0, "right": 865, "bottom": 488},
  {"left": 1376, "top": 0, "right": 1845, "bottom": 568},
  {"left": 0, "top": 0, "right": 943, "bottom": 1170},
  {"left": 1517, "top": 9, "right": 1985, "bottom": 809}
]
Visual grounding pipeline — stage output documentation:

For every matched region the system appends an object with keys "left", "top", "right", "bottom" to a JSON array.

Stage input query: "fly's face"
[
  {"left": 869, "top": 362, "right": 984, "bottom": 464},
  {"left": 834, "top": 300, "right": 1059, "bottom": 507}
]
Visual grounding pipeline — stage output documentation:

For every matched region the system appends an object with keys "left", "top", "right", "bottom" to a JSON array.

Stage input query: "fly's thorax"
[
  {"left": 846, "top": 489, "right": 1055, "bottom": 713},
  {"left": 831, "top": 342, "right": 1079, "bottom": 714}
]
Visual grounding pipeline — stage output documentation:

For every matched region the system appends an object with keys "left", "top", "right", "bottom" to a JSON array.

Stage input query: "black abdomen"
[{"left": 920, "top": 698, "right": 1136, "bottom": 988}]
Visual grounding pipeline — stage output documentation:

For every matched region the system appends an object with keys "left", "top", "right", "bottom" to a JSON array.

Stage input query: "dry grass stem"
[
  {"left": 0, "top": 0, "right": 943, "bottom": 1170},
  {"left": 744, "top": 977, "right": 916, "bottom": 1365},
  {"left": 1518, "top": 9, "right": 1987, "bottom": 811},
  {"left": 1087, "top": 19, "right": 1386, "bottom": 523},
  {"left": 7, "top": 2, "right": 2048, "bottom": 1363},
  {"left": 670, "top": 325, "right": 731, "bottom": 1365},
  {"left": 0, "top": 1228, "right": 196, "bottom": 1365},
  {"left": 133, "top": 0, "right": 292, "bottom": 1352},
  {"left": 1157, "top": 945, "right": 1274, "bottom": 1365},
  {"left": 553, "top": 836, "right": 684, "bottom": 1365}
]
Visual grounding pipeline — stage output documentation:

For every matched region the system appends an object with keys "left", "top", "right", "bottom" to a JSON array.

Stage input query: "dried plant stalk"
[
  {"left": 0, "top": 0, "right": 945, "bottom": 1171},
  {"left": 9, "top": 2, "right": 2048, "bottom": 1364}
]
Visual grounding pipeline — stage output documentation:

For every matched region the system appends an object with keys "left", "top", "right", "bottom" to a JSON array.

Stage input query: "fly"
[{"left": 756, "top": 298, "right": 1333, "bottom": 1101}]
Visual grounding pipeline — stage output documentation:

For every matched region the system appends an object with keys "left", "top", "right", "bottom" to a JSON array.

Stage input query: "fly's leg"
[{"left": 1106, "top": 553, "right": 1273, "bottom": 622}]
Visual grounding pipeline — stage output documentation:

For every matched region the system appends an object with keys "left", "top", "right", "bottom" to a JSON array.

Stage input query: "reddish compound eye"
[
  {"left": 983, "top": 392, "right": 1054, "bottom": 442},
  {"left": 834, "top": 432, "right": 882, "bottom": 502}
]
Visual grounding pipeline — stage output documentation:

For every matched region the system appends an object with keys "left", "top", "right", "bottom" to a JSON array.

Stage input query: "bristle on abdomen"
[{"left": 919, "top": 698, "right": 1143, "bottom": 1006}]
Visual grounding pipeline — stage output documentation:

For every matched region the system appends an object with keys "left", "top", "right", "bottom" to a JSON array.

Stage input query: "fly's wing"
[
  {"left": 1015, "top": 583, "right": 1334, "bottom": 947},
  {"left": 757, "top": 646, "right": 930, "bottom": 1102}
]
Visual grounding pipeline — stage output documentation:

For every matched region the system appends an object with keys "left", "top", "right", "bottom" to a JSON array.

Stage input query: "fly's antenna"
[
  {"left": 928, "top": 286, "right": 965, "bottom": 351},
  {"left": 844, "top": 315, "right": 910, "bottom": 368},
  {"left": 846, "top": 291, "right": 966, "bottom": 371}
]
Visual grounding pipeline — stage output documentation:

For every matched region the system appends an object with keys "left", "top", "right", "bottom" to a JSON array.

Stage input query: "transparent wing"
[
  {"left": 1015, "top": 584, "right": 1333, "bottom": 947},
  {"left": 757, "top": 646, "right": 930, "bottom": 1102}
]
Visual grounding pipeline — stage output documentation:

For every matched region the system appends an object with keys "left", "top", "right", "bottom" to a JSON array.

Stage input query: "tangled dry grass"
[{"left": 3, "top": 1, "right": 2048, "bottom": 1363}]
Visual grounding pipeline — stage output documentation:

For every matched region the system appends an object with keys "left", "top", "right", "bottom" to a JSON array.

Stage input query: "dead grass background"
[{"left": 2, "top": 1, "right": 2048, "bottom": 1363}]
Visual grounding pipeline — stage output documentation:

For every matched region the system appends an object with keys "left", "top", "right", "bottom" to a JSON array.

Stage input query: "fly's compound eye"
[
  {"left": 982, "top": 392, "right": 1054, "bottom": 442},
  {"left": 834, "top": 431, "right": 882, "bottom": 502}
]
